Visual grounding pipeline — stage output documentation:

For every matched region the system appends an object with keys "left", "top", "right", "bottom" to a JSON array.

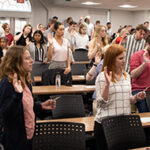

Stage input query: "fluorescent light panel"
[
  {"left": 119, "top": 4, "right": 137, "bottom": 8},
  {"left": 82, "top": 1, "right": 101, "bottom": 5}
]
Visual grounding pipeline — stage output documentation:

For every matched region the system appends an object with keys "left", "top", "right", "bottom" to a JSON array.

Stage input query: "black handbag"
[{"left": 42, "top": 69, "right": 72, "bottom": 86}]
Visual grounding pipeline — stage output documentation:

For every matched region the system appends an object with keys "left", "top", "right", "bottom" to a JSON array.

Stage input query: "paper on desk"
[
  {"left": 85, "top": 85, "right": 96, "bottom": 88},
  {"left": 140, "top": 117, "right": 150, "bottom": 123}
]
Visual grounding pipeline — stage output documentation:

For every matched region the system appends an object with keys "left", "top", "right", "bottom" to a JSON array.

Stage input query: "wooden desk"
[
  {"left": 129, "top": 147, "right": 150, "bottom": 150},
  {"left": 34, "top": 75, "right": 85, "bottom": 83},
  {"left": 72, "top": 75, "right": 85, "bottom": 81},
  {"left": 74, "top": 61, "right": 90, "bottom": 64},
  {"left": 33, "top": 85, "right": 95, "bottom": 95},
  {"left": 34, "top": 76, "right": 41, "bottom": 83},
  {"left": 134, "top": 112, "right": 150, "bottom": 128},
  {"left": 37, "top": 116, "right": 94, "bottom": 133},
  {"left": 37, "top": 113, "right": 150, "bottom": 133}
]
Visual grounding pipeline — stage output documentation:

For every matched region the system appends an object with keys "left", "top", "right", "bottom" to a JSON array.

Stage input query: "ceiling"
[{"left": 49, "top": 0, "right": 150, "bottom": 11}]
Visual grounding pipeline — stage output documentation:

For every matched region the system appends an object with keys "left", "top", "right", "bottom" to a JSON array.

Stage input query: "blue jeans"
[{"left": 132, "top": 90, "right": 148, "bottom": 113}]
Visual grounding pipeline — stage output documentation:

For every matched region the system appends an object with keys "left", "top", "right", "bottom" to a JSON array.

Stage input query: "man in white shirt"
[
  {"left": 64, "top": 21, "right": 77, "bottom": 51},
  {"left": 84, "top": 16, "right": 94, "bottom": 39},
  {"left": 44, "top": 19, "right": 56, "bottom": 38},
  {"left": 106, "top": 22, "right": 112, "bottom": 38}
]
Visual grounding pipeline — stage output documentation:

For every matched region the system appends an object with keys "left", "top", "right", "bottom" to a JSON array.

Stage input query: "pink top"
[
  {"left": 130, "top": 49, "right": 150, "bottom": 92},
  {"left": 22, "top": 85, "right": 35, "bottom": 140}
]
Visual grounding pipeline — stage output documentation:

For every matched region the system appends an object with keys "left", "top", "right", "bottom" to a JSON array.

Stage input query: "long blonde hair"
[
  {"left": 92, "top": 25, "right": 108, "bottom": 47},
  {"left": 0, "top": 46, "right": 31, "bottom": 88}
]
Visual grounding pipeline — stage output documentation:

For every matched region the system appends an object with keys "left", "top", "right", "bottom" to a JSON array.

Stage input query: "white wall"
[
  {"left": 49, "top": 6, "right": 107, "bottom": 25},
  {"left": 30, "top": 0, "right": 48, "bottom": 27},
  {"left": 1, "top": 0, "right": 150, "bottom": 33},
  {"left": 132, "top": 10, "right": 150, "bottom": 27},
  {"left": 0, "top": 11, "right": 31, "bottom": 18},
  {"left": 111, "top": 10, "right": 134, "bottom": 33},
  {"left": 49, "top": 6, "right": 141, "bottom": 33},
  {"left": 88, "top": 9, "right": 107, "bottom": 25}
]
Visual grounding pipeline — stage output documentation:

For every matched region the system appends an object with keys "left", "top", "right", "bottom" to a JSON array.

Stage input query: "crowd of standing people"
[{"left": 0, "top": 15, "right": 150, "bottom": 150}]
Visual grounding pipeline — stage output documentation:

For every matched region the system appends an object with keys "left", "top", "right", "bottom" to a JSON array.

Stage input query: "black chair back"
[
  {"left": 73, "top": 49, "right": 89, "bottom": 61},
  {"left": 32, "top": 122, "right": 86, "bottom": 150},
  {"left": 71, "top": 63, "right": 87, "bottom": 75},
  {"left": 51, "top": 94, "right": 85, "bottom": 119},
  {"left": 31, "top": 63, "right": 49, "bottom": 80},
  {"left": 102, "top": 115, "right": 147, "bottom": 150}
]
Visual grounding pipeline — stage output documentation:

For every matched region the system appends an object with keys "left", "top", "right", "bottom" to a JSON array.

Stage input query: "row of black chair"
[
  {"left": 33, "top": 115, "right": 147, "bottom": 150},
  {"left": 33, "top": 122, "right": 86, "bottom": 150},
  {"left": 73, "top": 48, "right": 89, "bottom": 62}
]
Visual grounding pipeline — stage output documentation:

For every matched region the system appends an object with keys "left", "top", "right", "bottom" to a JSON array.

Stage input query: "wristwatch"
[{"left": 93, "top": 63, "right": 97, "bottom": 67}]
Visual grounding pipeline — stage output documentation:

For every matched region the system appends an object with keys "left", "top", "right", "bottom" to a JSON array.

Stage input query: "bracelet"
[{"left": 93, "top": 63, "right": 97, "bottom": 67}]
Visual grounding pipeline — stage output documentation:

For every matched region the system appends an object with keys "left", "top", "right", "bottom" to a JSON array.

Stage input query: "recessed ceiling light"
[
  {"left": 82, "top": 1, "right": 101, "bottom": 5},
  {"left": 119, "top": 4, "right": 137, "bottom": 8}
]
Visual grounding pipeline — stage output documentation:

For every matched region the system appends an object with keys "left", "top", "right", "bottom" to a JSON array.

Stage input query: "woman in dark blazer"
[{"left": 0, "top": 45, "right": 56, "bottom": 150}]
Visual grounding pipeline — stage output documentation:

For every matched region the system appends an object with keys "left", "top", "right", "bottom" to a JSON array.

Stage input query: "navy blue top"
[
  {"left": 0, "top": 77, "right": 42, "bottom": 150},
  {"left": 92, "top": 59, "right": 103, "bottom": 99}
]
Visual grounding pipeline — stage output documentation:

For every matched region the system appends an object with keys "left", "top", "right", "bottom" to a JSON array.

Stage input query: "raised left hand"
[{"left": 41, "top": 99, "right": 56, "bottom": 110}]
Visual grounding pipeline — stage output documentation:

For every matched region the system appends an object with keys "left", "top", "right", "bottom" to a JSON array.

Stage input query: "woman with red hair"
[{"left": 94, "top": 44, "right": 146, "bottom": 150}]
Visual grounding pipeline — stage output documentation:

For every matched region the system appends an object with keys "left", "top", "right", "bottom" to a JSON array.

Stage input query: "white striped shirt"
[
  {"left": 124, "top": 34, "right": 145, "bottom": 73},
  {"left": 95, "top": 72, "right": 131, "bottom": 124}
]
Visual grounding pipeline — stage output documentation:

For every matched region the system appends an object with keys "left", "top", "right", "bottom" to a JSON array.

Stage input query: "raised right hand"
[
  {"left": 47, "top": 33, "right": 53, "bottom": 45},
  {"left": 104, "top": 66, "right": 112, "bottom": 85},
  {"left": 13, "top": 73, "right": 23, "bottom": 93}
]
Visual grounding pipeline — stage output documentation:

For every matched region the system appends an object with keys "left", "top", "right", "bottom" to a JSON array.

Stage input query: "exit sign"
[{"left": 17, "top": 0, "right": 24, "bottom": 3}]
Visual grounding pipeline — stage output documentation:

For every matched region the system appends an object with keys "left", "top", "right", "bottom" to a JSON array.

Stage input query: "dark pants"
[
  {"left": 132, "top": 90, "right": 148, "bottom": 113},
  {"left": 94, "top": 121, "right": 108, "bottom": 150},
  {"left": 27, "top": 139, "right": 33, "bottom": 150}
]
